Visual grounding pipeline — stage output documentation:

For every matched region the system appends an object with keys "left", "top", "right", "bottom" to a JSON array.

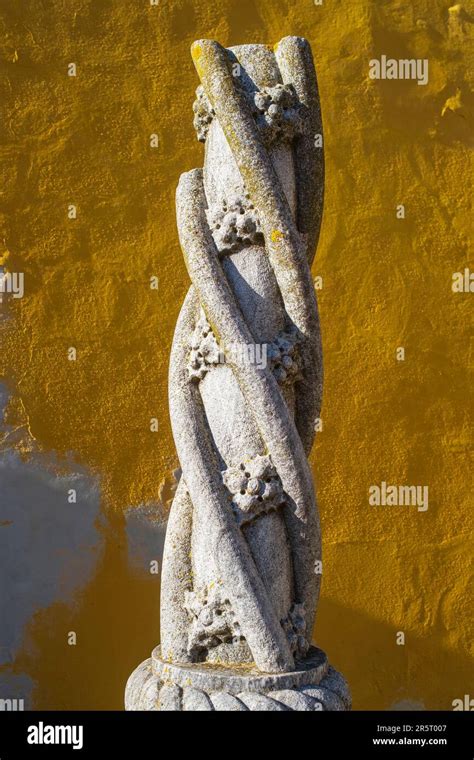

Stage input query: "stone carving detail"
[
  {"left": 251, "top": 83, "right": 308, "bottom": 146},
  {"left": 281, "top": 603, "right": 309, "bottom": 659},
  {"left": 223, "top": 454, "right": 286, "bottom": 527},
  {"left": 126, "top": 652, "right": 351, "bottom": 712},
  {"left": 188, "top": 310, "right": 221, "bottom": 381},
  {"left": 188, "top": 312, "right": 301, "bottom": 386},
  {"left": 184, "top": 584, "right": 244, "bottom": 658},
  {"left": 193, "top": 85, "right": 215, "bottom": 142},
  {"left": 267, "top": 325, "right": 302, "bottom": 385},
  {"left": 193, "top": 80, "right": 308, "bottom": 146},
  {"left": 126, "top": 36, "right": 350, "bottom": 712},
  {"left": 207, "top": 194, "right": 263, "bottom": 255}
]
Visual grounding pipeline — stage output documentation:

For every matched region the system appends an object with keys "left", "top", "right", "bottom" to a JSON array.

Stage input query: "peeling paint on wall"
[{"left": 0, "top": 383, "right": 103, "bottom": 707}]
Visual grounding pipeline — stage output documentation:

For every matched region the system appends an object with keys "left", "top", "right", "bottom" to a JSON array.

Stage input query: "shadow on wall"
[
  {"left": 316, "top": 598, "right": 473, "bottom": 711},
  {"left": 8, "top": 570, "right": 473, "bottom": 710}
]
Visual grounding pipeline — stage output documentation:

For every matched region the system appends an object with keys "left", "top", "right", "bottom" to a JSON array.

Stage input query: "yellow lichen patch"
[
  {"left": 270, "top": 229, "right": 284, "bottom": 243},
  {"left": 191, "top": 40, "right": 218, "bottom": 82},
  {"left": 191, "top": 42, "right": 203, "bottom": 60},
  {"left": 191, "top": 42, "right": 204, "bottom": 77}
]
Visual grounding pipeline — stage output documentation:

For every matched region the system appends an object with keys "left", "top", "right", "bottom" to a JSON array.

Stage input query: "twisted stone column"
[{"left": 125, "top": 37, "right": 350, "bottom": 712}]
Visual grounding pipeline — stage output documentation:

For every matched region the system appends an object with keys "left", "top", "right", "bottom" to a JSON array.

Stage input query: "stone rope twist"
[
  {"left": 125, "top": 656, "right": 352, "bottom": 712},
  {"left": 162, "top": 666, "right": 351, "bottom": 712},
  {"left": 125, "top": 37, "right": 351, "bottom": 712},
  {"left": 161, "top": 36, "right": 325, "bottom": 676}
]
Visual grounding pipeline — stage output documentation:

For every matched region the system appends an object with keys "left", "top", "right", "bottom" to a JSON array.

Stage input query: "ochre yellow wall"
[{"left": 0, "top": 0, "right": 472, "bottom": 709}]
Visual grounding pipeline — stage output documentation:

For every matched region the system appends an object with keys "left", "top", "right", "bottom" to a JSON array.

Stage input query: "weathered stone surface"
[
  {"left": 300, "top": 684, "right": 344, "bottom": 711},
  {"left": 158, "top": 683, "right": 182, "bottom": 711},
  {"left": 125, "top": 36, "right": 350, "bottom": 712},
  {"left": 320, "top": 666, "right": 352, "bottom": 709},
  {"left": 209, "top": 692, "right": 248, "bottom": 711},
  {"left": 236, "top": 692, "right": 288, "bottom": 711},
  {"left": 124, "top": 659, "right": 159, "bottom": 711},
  {"left": 126, "top": 646, "right": 348, "bottom": 711},
  {"left": 182, "top": 687, "right": 214, "bottom": 711},
  {"left": 270, "top": 689, "right": 318, "bottom": 711},
  {"left": 152, "top": 645, "right": 328, "bottom": 695}
]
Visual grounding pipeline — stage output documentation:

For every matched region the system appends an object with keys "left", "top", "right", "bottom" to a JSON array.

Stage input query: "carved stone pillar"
[{"left": 125, "top": 37, "right": 351, "bottom": 712}]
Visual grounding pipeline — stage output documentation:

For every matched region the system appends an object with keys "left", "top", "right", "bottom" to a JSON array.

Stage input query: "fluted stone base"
[{"left": 125, "top": 645, "right": 351, "bottom": 711}]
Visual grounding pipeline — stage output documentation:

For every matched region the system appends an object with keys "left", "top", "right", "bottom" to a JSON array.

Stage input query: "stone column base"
[{"left": 125, "top": 645, "right": 351, "bottom": 711}]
